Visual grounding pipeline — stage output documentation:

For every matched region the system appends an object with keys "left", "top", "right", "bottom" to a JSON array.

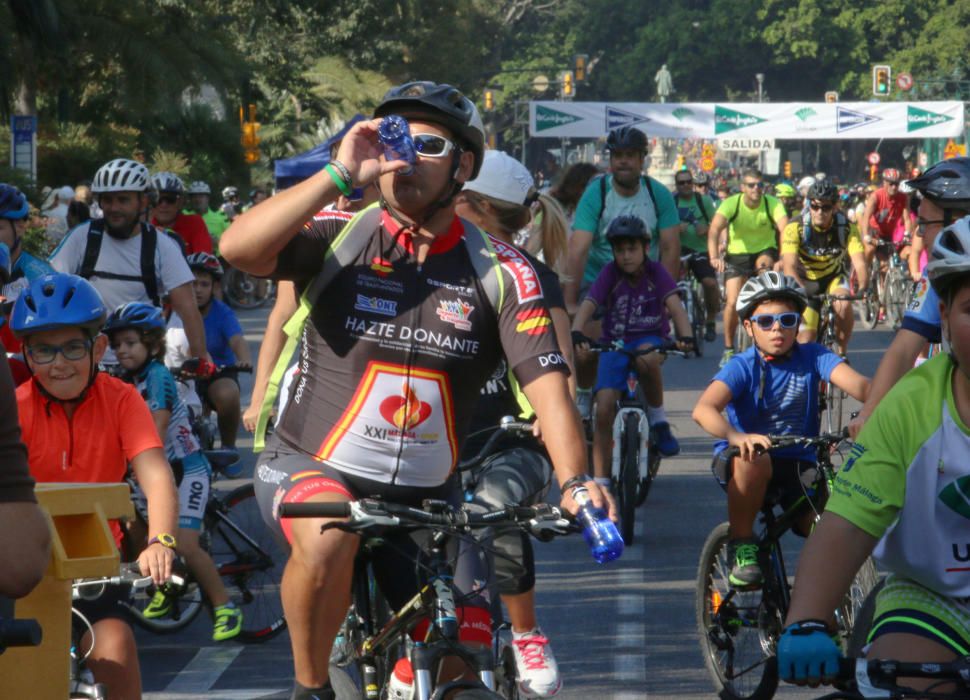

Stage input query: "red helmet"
[{"left": 882, "top": 168, "right": 901, "bottom": 183}]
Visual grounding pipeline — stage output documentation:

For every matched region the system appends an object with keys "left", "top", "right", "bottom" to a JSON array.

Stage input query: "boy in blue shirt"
[
  {"left": 572, "top": 215, "right": 694, "bottom": 485},
  {"left": 186, "top": 252, "right": 252, "bottom": 449},
  {"left": 692, "top": 272, "right": 869, "bottom": 586}
]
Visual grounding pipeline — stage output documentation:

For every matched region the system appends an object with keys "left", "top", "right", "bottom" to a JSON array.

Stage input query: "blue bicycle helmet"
[
  {"left": 104, "top": 301, "right": 166, "bottom": 335},
  {"left": 10, "top": 273, "right": 107, "bottom": 338},
  {"left": 0, "top": 184, "right": 29, "bottom": 220}
]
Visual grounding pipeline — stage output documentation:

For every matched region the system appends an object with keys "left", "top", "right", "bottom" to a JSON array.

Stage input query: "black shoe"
[
  {"left": 291, "top": 682, "right": 335, "bottom": 700},
  {"left": 705, "top": 322, "right": 717, "bottom": 343}
]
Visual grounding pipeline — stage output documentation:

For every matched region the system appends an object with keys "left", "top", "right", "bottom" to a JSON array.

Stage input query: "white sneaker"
[
  {"left": 575, "top": 389, "right": 592, "bottom": 419},
  {"left": 512, "top": 628, "right": 561, "bottom": 698}
]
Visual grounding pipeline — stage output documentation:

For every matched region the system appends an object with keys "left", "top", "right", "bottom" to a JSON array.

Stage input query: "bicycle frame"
[{"left": 612, "top": 367, "right": 650, "bottom": 485}]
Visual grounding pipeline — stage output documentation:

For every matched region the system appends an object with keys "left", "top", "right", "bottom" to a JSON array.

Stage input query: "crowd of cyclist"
[{"left": 0, "top": 77, "right": 968, "bottom": 700}]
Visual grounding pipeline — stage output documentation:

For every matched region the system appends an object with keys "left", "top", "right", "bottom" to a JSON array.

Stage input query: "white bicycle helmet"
[
  {"left": 797, "top": 176, "right": 816, "bottom": 194},
  {"left": 222, "top": 186, "right": 239, "bottom": 199},
  {"left": 151, "top": 172, "right": 185, "bottom": 194},
  {"left": 187, "top": 180, "right": 210, "bottom": 195},
  {"left": 928, "top": 215, "right": 970, "bottom": 298},
  {"left": 736, "top": 271, "right": 807, "bottom": 320},
  {"left": 92, "top": 159, "right": 150, "bottom": 194}
]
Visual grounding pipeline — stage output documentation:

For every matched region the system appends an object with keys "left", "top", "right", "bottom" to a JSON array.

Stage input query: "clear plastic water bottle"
[
  {"left": 572, "top": 486, "right": 624, "bottom": 563},
  {"left": 383, "top": 656, "right": 414, "bottom": 699},
  {"left": 377, "top": 115, "right": 416, "bottom": 175}
]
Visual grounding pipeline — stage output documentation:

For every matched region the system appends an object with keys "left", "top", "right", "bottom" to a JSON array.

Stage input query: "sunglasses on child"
[
  {"left": 412, "top": 133, "right": 457, "bottom": 158},
  {"left": 25, "top": 338, "right": 92, "bottom": 364},
  {"left": 749, "top": 312, "right": 800, "bottom": 330}
]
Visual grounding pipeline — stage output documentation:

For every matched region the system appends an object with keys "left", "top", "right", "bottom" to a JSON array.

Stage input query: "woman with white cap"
[{"left": 454, "top": 149, "right": 572, "bottom": 698}]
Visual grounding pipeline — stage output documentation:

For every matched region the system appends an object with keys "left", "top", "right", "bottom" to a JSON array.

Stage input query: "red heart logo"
[{"left": 379, "top": 382, "right": 432, "bottom": 430}]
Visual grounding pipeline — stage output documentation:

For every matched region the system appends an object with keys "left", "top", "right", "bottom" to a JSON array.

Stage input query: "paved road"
[{"left": 139, "top": 303, "right": 892, "bottom": 699}]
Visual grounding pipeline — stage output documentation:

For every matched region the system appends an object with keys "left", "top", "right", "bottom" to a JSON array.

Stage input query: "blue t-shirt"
[
  {"left": 712, "top": 342, "right": 843, "bottom": 461},
  {"left": 202, "top": 298, "right": 243, "bottom": 366},
  {"left": 135, "top": 360, "right": 204, "bottom": 467},
  {"left": 901, "top": 272, "right": 941, "bottom": 343}
]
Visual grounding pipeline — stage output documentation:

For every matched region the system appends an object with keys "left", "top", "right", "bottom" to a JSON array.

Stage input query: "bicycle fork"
[{"left": 612, "top": 407, "right": 650, "bottom": 483}]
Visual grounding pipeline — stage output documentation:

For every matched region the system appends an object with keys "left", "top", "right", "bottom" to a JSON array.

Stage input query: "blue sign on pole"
[{"left": 11, "top": 115, "right": 38, "bottom": 181}]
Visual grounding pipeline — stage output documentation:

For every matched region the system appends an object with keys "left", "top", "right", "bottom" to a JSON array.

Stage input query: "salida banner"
[{"left": 529, "top": 101, "right": 964, "bottom": 140}]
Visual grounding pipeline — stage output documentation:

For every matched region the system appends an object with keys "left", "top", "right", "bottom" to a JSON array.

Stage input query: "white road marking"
[
  {"left": 617, "top": 594, "right": 645, "bottom": 616},
  {"left": 615, "top": 621, "right": 646, "bottom": 648},
  {"left": 617, "top": 567, "right": 644, "bottom": 584},
  {"left": 159, "top": 646, "right": 243, "bottom": 693},
  {"left": 613, "top": 652, "right": 646, "bottom": 682}
]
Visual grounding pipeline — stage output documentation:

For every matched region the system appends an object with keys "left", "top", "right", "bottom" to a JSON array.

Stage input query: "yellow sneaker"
[
  {"left": 212, "top": 604, "right": 243, "bottom": 641},
  {"left": 142, "top": 590, "right": 173, "bottom": 619}
]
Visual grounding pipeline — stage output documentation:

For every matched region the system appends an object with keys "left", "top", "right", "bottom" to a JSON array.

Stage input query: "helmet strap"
[{"left": 378, "top": 151, "right": 464, "bottom": 237}]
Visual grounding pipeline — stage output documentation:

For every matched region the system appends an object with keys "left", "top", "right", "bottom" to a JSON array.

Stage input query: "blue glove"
[{"left": 777, "top": 619, "right": 840, "bottom": 683}]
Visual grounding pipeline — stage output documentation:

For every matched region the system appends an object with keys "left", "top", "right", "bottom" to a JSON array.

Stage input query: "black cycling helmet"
[
  {"left": 694, "top": 172, "right": 710, "bottom": 186},
  {"left": 374, "top": 81, "right": 485, "bottom": 179},
  {"left": 906, "top": 157, "right": 970, "bottom": 211},
  {"left": 605, "top": 215, "right": 650, "bottom": 244},
  {"left": 606, "top": 126, "right": 648, "bottom": 154},
  {"left": 807, "top": 179, "right": 838, "bottom": 203}
]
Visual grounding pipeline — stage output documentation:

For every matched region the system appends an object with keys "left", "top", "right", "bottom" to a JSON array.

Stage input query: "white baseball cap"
[
  {"left": 58, "top": 185, "right": 75, "bottom": 201},
  {"left": 797, "top": 176, "right": 816, "bottom": 192},
  {"left": 463, "top": 150, "right": 536, "bottom": 206}
]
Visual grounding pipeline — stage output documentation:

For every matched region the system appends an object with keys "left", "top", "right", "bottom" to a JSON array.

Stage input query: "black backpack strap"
[
  {"left": 727, "top": 194, "right": 743, "bottom": 225},
  {"left": 80, "top": 220, "right": 104, "bottom": 279},
  {"left": 140, "top": 223, "right": 160, "bottom": 306},
  {"left": 693, "top": 192, "right": 710, "bottom": 224},
  {"left": 597, "top": 174, "right": 608, "bottom": 228},
  {"left": 642, "top": 176, "right": 658, "bottom": 214}
]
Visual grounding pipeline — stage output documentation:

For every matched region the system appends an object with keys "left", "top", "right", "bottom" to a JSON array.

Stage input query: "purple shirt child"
[{"left": 585, "top": 260, "right": 678, "bottom": 343}]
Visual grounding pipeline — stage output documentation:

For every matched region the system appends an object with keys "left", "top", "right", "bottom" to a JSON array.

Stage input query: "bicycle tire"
[
  {"left": 885, "top": 271, "right": 908, "bottom": 330},
  {"left": 692, "top": 287, "right": 706, "bottom": 358},
  {"left": 122, "top": 576, "right": 205, "bottom": 634},
  {"left": 223, "top": 267, "right": 273, "bottom": 310},
  {"left": 734, "top": 322, "right": 752, "bottom": 354},
  {"left": 618, "top": 411, "right": 640, "bottom": 546},
  {"left": 838, "top": 559, "right": 881, "bottom": 657},
  {"left": 637, "top": 443, "right": 661, "bottom": 507},
  {"left": 845, "top": 576, "right": 887, "bottom": 659},
  {"left": 209, "top": 483, "right": 288, "bottom": 642},
  {"left": 495, "top": 643, "right": 521, "bottom": 700},
  {"left": 695, "top": 522, "right": 780, "bottom": 700},
  {"left": 825, "top": 380, "right": 845, "bottom": 435}
]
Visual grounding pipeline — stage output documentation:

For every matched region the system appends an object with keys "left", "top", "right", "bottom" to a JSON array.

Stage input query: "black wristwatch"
[{"left": 561, "top": 474, "right": 591, "bottom": 494}]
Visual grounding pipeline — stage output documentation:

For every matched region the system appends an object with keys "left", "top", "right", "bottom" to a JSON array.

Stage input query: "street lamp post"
[{"left": 755, "top": 73, "right": 765, "bottom": 172}]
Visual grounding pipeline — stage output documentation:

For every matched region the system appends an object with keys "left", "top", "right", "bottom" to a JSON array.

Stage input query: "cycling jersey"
[
  {"left": 713, "top": 342, "right": 843, "bottom": 462},
  {"left": 901, "top": 271, "right": 943, "bottom": 343},
  {"left": 867, "top": 188, "right": 908, "bottom": 240},
  {"left": 675, "top": 192, "right": 716, "bottom": 252},
  {"left": 717, "top": 194, "right": 787, "bottom": 255},
  {"left": 780, "top": 216, "right": 863, "bottom": 281},
  {"left": 586, "top": 260, "right": 678, "bottom": 342},
  {"left": 152, "top": 212, "right": 213, "bottom": 255},
  {"left": 271, "top": 209, "right": 568, "bottom": 488},
  {"left": 17, "top": 372, "right": 163, "bottom": 543},
  {"left": 573, "top": 174, "right": 679, "bottom": 285},
  {"left": 828, "top": 354, "right": 970, "bottom": 598},
  {"left": 133, "top": 360, "right": 204, "bottom": 469}
]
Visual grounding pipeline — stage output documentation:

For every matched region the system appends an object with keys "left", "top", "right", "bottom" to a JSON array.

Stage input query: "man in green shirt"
[
  {"left": 707, "top": 168, "right": 789, "bottom": 366},
  {"left": 672, "top": 170, "right": 719, "bottom": 341},
  {"left": 186, "top": 181, "right": 231, "bottom": 249}
]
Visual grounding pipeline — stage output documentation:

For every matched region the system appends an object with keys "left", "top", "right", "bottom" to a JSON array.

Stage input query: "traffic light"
[
  {"left": 784, "top": 160, "right": 792, "bottom": 179},
  {"left": 484, "top": 90, "right": 494, "bottom": 112},
  {"left": 561, "top": 71, "right": 574, "bottom": 99},
  {"left": 675, "top": 155, "right": 685, "bottom": 170},
  {"left": 574, "top": 54, "right": 589, "bottom": 83},
  {"left": 825, "top": 91, "right": 838, "bottom": 103},
  {"left": 241, "top": 120, "right": 261, "bottom": 164},
  {"left": 873, "top": 65, "right": 891, "bottom": 96}
]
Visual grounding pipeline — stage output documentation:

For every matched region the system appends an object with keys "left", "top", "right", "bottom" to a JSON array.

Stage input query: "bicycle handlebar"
[
  {"left": 279, "top": 499, "right": 579, "bottom": 541},
  {"left": 828, "top": 656, "right": 970, "bottom": 697},
  {"left": 456, "top": 415, "right": 534, "bottom": 473},
  {"left": 581, "top": 340, "right": 693, "bottom": 359},
  {"left": 722, "top": 429, "right": 848, "bottom": 460},
  {"left": 72, "top": 563, "right": 179, "bottom": 601},
  {"left": 173, "top": 361, "right": 253, "bottom": 380},
  {"left": 0, "top": 617, "right": 42, "bottom": 652}
]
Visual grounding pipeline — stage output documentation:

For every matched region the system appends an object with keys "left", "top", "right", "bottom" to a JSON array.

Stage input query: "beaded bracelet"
[
  {"left": 330, "top": 159, "right": 353, "bottom": 190},
  {"left": 324, "top": 164, "right": 352, "bottom": 197}
]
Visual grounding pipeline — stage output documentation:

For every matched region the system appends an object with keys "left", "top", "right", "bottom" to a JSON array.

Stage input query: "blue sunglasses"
[{"left": 750, "top": 312, "right": 800, "bottom": 330}]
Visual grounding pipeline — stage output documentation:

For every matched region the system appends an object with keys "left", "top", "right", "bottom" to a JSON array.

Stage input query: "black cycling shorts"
[
  {"left": 254, "top": 435, "right": 492, "bottom": 643},
  {"left": 682, "top": 248, "right": 717, "bottom": 282},
  {"left": 72, "top": 584, "right": 129, "bottom": 638},
  {"left": 724, "top": 248, "right": 779, "bottom": 280},
  {"left": 801, "top": 271, "right": 850, "bottom": 314}
]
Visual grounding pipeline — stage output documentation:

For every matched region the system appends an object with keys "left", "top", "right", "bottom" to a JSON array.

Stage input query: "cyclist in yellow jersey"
[
  {"left": 781, "top": 179, "right": 867, "bottom": 356},
  {"left": 708, "top": 168, "right": 789, "bottom": 367}
]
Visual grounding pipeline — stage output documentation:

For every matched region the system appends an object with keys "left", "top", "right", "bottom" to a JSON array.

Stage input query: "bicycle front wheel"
[
  {"left": 824, "top": 380, "right": 845, "bottom": 435},
  {"left": 838, "top": 558, "right": 881, "bottom": 656},
  {"left": 695, "top": 522, "right": 779, "bottom": 700},
  {"left": 618, "top": 411, "right": 640, "bottom": 546},
  {"left": 208, "top": 483, "right": 288, "bottom": 642},
  {"left": 692, "top": 287, "right": 706, "bottom": 357},
  {"left": 122, "top": 575, "right": 204, "bottom": 635},
  {"left": 223, "top": 267, "right": 273, "bottom": 310},
  {"left": 884, "top": 270, "right": 908, "bottom": 329}
]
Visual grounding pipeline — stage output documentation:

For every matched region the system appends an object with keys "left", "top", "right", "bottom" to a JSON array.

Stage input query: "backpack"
[
  {"left": 725, "top": 193, "right": 781, "bottom": 244},
  {"left": 595, "top": 174, "right": 659, "bottom": 231},
  {"left": 693, "top": 192, "right": 711, "bottom": 224},
  {"left": 80, "top": 219, "right": 162, "bottom": 306},
  {"left": 253, "top": 203, "right": 505, "bottom": 450}
]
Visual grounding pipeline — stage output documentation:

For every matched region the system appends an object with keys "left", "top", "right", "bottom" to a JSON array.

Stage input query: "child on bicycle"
[
  {"left": 104, "top": 301, "right": 243, "bottom": 642},
  {"left": 11, "top": 272, "right": 178, "bottom": 698},
  {"left": 572, "top": 214, "right": 694, "bottom": 486},
  {"left": 779, "top": 219, "right": 970, "bottom": 691},
  {"left": 692, "top": 271, "right": 869, "bottom": 588},
  {"left": 185, "top": 252, "right": 252, "bottom": 449}
]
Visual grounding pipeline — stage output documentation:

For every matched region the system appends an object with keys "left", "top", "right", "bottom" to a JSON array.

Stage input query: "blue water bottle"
[
  {"left": 572, "top": 486, "right": 623, "bottom": 563},
  {"left": 377, "top": 115, "right": 416, "bottom": 175}
]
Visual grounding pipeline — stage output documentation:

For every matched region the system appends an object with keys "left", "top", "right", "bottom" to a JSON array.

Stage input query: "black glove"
[{"left": 571, "top": 331, "right": 594, "bottom": 347}]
